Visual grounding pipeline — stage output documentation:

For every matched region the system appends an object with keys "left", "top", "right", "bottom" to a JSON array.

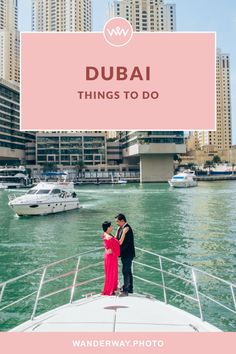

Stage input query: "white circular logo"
[{"left": 103, "top": 18, "right": 133, "bottom": 47}]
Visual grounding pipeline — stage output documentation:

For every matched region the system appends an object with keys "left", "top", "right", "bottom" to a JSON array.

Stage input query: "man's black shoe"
[{"left": 119, "top": 291, "right": 128, "bottom": 297}]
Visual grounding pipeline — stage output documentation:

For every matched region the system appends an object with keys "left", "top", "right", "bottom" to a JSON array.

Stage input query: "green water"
[{"left": 0, "top": 182, "right": 236, "bottom": 331}]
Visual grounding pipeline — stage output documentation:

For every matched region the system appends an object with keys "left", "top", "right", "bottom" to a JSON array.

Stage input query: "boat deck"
[{"left": 10, "top": 294, "right": 221, "bottom": 332}]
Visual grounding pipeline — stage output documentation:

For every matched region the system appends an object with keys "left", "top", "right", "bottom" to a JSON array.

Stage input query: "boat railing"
[
  {"left": 0, "top": 247, "right": 236, "bottom": 330},
  {"left": 134, "top": 248, "right": 236, "bottom": 324},
  {"left": 0, "top": 247, "right": 104, "bottom": 324}
]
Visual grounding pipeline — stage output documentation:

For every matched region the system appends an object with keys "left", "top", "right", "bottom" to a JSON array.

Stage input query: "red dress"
[{"left": 102, "top": 233, "right": 120, "bottom": 295}]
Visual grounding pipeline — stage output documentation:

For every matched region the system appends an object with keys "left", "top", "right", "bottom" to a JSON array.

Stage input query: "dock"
[{"left": 196, "top": 175, "right": 236, "bottom": 181}]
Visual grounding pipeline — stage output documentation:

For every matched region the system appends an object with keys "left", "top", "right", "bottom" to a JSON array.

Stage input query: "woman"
[{"left": 101, "top": 221, "right": 120, "bottom": 296}]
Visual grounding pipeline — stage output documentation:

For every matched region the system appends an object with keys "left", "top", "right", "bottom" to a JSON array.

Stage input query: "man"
[{"left": 115, "top": 213, "right": 135, "bottom": 296}]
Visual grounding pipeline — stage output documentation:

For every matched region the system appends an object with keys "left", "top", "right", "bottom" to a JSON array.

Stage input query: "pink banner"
[
  {"left": 20, "top": 31, "right": 216, "bottom": 131},
  {"left": 0, "top": 333, "right": 235, "bottom": 354}
]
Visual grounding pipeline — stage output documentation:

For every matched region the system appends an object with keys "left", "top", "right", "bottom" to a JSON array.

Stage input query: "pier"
[{"left": 196, "top": 175, "right": 236, "bottom": 181}]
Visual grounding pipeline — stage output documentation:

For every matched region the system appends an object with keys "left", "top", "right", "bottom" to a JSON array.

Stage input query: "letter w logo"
[{"left": 106, "top": 26, "right": 130, "bottom": 37}]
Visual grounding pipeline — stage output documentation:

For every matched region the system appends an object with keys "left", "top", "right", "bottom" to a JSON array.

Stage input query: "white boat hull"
[
  {"left": 8, "top": 181, "right": 80, "bottom": 216},
  {"left": 10, "top": 294, "right": 221, "bottom": 332},
  {"left": 168, "top": 180, "right": 198, "bottom": 188},
  {"left": 9, "top": 201, "right": 80, "bottom": 216}
]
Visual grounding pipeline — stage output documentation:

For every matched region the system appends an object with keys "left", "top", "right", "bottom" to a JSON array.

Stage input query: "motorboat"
[
  {"left": 168, "top": 171, "right": 197, "bottom": 188},
  {"left": 8, "top": 181, "right": 80, "bottom": 216},
  {"left": 117, "top": 179, "right": 128, "bottom": 184},
  {"left": 1, "top": 248, "right": 235, "bottom": 332},
  {"left": 0, "top": 166, "right": 32, "bottom": 189},
  {"left": 209, "top": 164, "right": 235, "bottom": 175}
]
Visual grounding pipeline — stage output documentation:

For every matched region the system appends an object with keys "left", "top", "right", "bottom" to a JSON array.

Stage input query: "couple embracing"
[{"left": 101, "top": 213, "right": 135, "bottom": 296}]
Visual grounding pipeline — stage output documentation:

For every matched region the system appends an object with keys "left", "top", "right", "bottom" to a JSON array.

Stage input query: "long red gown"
[{"left": 101, "top": 233, "right": 120, "bottom": 296}]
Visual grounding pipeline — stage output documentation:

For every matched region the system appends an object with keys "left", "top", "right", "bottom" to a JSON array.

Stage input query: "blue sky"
[{"left": 18, "top": 0, "right": 236, "bottom": 143}]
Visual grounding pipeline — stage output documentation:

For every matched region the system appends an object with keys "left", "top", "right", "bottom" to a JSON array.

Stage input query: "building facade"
[
  {"left": 119, "top": 131, "right": 185, "bottom": 182},
  {"left": 25, "top": 133, "right": 138, "bottom": 180},
  {"left": 0, "top": 0, "right": 20, "bottom": 84},
  {"left": 32, "top": 0, "right": 92, "bottom": 32},
  {"left": 109, "top": 0, "right": 176, "bottom": 31},
  {"left": 0, "top": 79, "right": 35, "bottom": 165},
  {"left": 35, "top": 132, "right": 107, "bottom": 166},
  {"left": 0, "top": 0, "right": 18, "bottom": 31},
  {"left": 194, "top": 49, "right": 232, "bottom": 152},
  {"left": 107, "top": 140, "right": 122, "bottom": 165}
]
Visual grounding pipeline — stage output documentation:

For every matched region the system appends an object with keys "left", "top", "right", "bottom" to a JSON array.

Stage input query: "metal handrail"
[
  {"left": 0, "top": 247, "right": 104, "bottom": 322},
  {"left": 0, "top": 291, "right": 37, "bottom": 312},
  {"left": 135, "top": 247, "right": 236, "bottom": 321},
  {"left": 133, "top": 275, "right": 197, "bottom": 303},
  {"left": 0, "top": 247, "right": 236, "bottom": 331},
  {"left": 134, "top": 260, "right": 194, "bottom": 285},
  {"left": 199, "top": 291, "right": 236, "bottom": 315},
  {"left": 136, "top": 247, "right": 236, "bottom": 288},
  {"left": 0, "top": 247, "right": 104, "bottom": 288}
]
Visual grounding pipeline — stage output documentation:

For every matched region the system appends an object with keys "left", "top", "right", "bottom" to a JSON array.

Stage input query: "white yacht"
[
  {"left": 0, "top": 166, "right": 32, "bottom": 189},
  {"left": 168, "top": 171, "right": 198, "bottom": 188},
  {"left": 210, "top": 163, "right": 234, "bottom": 175},
  {"left": 1, "top": 248, "right": 235, "bottom": 332},
  {"left": 117, "top": 179, "right": 127, "bottom": 184},
  {"left": 8, "top": 181, "right": 80, "bottom": 216}
]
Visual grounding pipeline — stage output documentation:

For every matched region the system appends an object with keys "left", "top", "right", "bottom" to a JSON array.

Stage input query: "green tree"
[
  {"left": 212, "top": 155, "right": 221, "bottom": 164},
  {"left": 173, "top": 154, "right": 182, "bottom": 163},
  {"left": 75, "top": 161, "right": 86, "bottom": 178},
  {"left": 232, "top": 162, "right": 235, "bottom": 174},
  {"left": 187, "top": 163, "right": 195, "bottom": 170},
  {"left": 204, "top": 160, "right": 213, "bottom": 168},
  {"left": 42, "top": 162, "right": 57, "bottom": 172}
]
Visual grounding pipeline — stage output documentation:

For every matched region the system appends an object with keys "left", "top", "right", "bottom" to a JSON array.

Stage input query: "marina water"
[{"left": 0, "top": 181, "right": 236, "bottom": 331}]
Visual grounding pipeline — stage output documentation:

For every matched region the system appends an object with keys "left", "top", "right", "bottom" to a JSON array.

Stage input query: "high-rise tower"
[
  {"left": 109, "top": 0, "right": 176, "bottom": 32},
  {"left": 32, "top": 0, "right": 92, "bottom": 32},
  {"left": 195, "top": 49, "right": 232, "bottom": 151},
  {"left": 0, "top": 0, "right": 20, "bottom": 84}
]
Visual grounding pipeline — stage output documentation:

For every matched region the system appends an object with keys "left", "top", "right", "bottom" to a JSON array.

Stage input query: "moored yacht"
[
  {"left": 117, "top": 179, "right": 127, "bottom": 184},
  {"left": 8, "top": 181, "right": 80, "bottom": 216},
  {"left": 0, "top": 166, "right": 32, "bottom": 189},
  {"left": 210, "top": 163, "right": 234, "bottom": 175},
  {"left": 168, "top": 171, "right": 198, "bottom": 188}
]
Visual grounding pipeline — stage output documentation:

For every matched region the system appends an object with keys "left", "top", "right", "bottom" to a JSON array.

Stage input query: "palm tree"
[
  {"left": 75, "top": 161, "right": 85, "bottom": 180},
  {"left": 212, "top": 155, "right": 221, "bottom": 164},
  {"left": 42, "top": 162, "right": 57, "bottom": 172},
  {"left": 232, "top": 162, "right": 235, "bottom": 175}
]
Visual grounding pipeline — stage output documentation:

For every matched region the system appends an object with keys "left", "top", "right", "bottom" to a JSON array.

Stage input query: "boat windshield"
[
  {"left": 173, "top": 176, "right": 184, "bottom": 180},
  {"left": 27, "top": 190, "right": 37, "bottom": 195},
  {"left": 51, "top": 189, "right": 61, "bottom": 194},
  {"left": 36, "top": 189, "right": 51, "bottom": 194}
]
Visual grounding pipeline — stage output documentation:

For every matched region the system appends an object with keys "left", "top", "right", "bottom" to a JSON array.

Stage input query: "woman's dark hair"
[
  {"left": 115, "top": 213, "right": 126, "bottom": 222},
  {"left": 102, "top": 221, "right": 111, "bottom": 232}
]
